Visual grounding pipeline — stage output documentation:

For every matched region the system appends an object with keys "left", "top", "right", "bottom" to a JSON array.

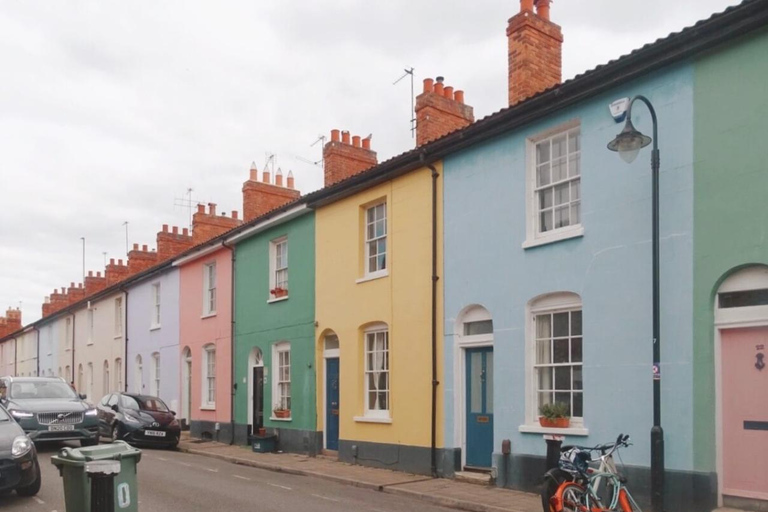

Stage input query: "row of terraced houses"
[{"left": 2, "top": 2, "right": 768, "bottom": 510}]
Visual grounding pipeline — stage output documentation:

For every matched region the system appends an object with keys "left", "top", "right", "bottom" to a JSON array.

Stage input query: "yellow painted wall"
[{"left": 315, "top": 164, "right": 444, "bottom": 448}]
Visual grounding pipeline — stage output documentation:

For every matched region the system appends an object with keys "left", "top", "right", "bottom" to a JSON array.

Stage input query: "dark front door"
[
  {"left": 325, "top": 358, "right": 340, "bottom": 450},
  {"left": 252, "top": 366, "right": 264, "bottom": 430},
  {"left": 465, "top": 347, "right": 493, "bottom": 468}
]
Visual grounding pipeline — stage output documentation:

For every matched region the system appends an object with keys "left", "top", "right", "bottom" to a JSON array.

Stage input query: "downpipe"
[
  {"left": 222, "top": 241, "right": 237, "bottom": 445},
  {"left": 427, "top": 163, "right": 440, "bottom": 478}
]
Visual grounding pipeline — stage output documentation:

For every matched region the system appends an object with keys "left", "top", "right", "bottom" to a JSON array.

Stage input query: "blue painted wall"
[
  {"left": 37, "top": 321, "right": 57, "bottom": 377},
  {"left": 126, "top": 268, "right": 181, "bottom": 412},
  {"left": 443, "top": 65, "right": 694, "bottom": 471}
]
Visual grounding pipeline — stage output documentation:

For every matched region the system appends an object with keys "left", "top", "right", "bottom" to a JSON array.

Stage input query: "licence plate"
[
  {"left": 48, "top": 424, "right": 75, "bottom": 431},
  {"left": 144, "top": 430, "right": 166, "bottom": 437}
]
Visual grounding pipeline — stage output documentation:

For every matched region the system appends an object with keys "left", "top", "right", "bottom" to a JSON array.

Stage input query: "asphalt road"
[{"left": 0, "top": 442, "right": 456, "bottom": 512}]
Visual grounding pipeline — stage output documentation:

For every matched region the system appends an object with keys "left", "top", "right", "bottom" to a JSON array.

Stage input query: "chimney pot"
[
  {"left": 133, "top": 243, "right": 139, "bottom": 251},
  {"left": 535, "top": 0, "right": 551, "bottom": 20},
  {"left": 61, "top": 287, "right": 66, "bottom": 294},
  {"left": 232, "top": 211, "right": 238, "bottom": 220},
  {"left": 70, "top": 282, "right": 75, "bottom": 288},
  {"left": 142, "top": 244, "right": 148, "bottom": 251},
  {"left": 88, "top": 271, "right": 93, "bottom": 277},
  {"left": 341, "top": 131, "right": 351, "bottom": 144},
  {"left": 110, "top": 258, "right": 115, "bottom": 265},
  {"left": 352, "top": 135, "right": 361, "bottom": 148},
  {"left": 162, "top": 224, "right": 168, "bottom": 232},
  {"left": 262, "top": 170, "right": 270, "bottom": 183},
  {"left": 362, "top": 137, "right": 371, "bottom": 150},
  {"left": 275, "top": 168, "right": 283, "bottom": 187},
  {"left": 444, "top": 86, "right": 454, "bottom": 100},
  {"left": 197, "top": 204, "right": 205, "bottom": 214},
  {"left": 434, "top": 79, "right": 444, "bottom": 95},
  {"left": 97, "top": 271, "right": 101, "bottom": 277},
  {"left": 455, "top": 90, "right": 465, "bottom": 104},
  {"left": 182, "top": 228, "right": 189, "bottom": 236},
  {"left": 78, "top": 283, "right": 83, "bottom": 288},
  {"left": 521, "top": 0, "right": 534, "bottom": 11},
  {"left": 208, "top": 203, "right": 216, "bottom": 216},
  {"left": 172, "top": 226, "right": 178, "bottom": 234},
  {"left": 287, "top": 171, "right": 295, "bottom": 189},
  {"left": 118, "top": 259, "right": 123, "bottom": 266},
  {"left": 423, "top": 78, "right": 434, "bottom": 93},
  {"left": 331, "top": 129, "right": 341, "bottom": 142}
]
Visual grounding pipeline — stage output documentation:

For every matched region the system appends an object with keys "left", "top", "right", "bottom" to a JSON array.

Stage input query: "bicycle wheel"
[{"left": 552, "top": 482, "right": 587, "bottom": 512}]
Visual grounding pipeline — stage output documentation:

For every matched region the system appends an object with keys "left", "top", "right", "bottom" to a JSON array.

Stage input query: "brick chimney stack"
[
  {"left": 42, "top": 296, "right": 53, "bottom": 318},
  {"left": 415, "top": 76, "right": 474, "bottom": 147},
  {"left": 323, "top": 130, "right": 378, "bottom": 187},
  {"left": 105, "top": 258, "right": 130, "bottom": 286},
  {"left": 192, "top": 203, "right": 242, "bottom": 244},
  {"left": 84, "top": 271, "right": 107, "bottom": 297},
  {"left": 156, "top": 225, "right": 194, "bottom": 261},
  {"left": 0, "top": 308, "right": 22, "bottom": 337},
  {"left": 127, "top": 243, "right": 159, "bottom": 277},
  {"left": 507, "top": 0, "right": 563, "bottom": 106},
  {"left": 67, "top": 282, "right": 85, "bottom": 305},
  {"left": 242, "top": 163, "right": 301, "bottom": 223},
  {"left": 49, "top": 288, "right": 69, "bottom": 314}
]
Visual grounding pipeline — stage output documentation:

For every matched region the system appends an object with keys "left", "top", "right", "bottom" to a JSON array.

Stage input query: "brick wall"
[
  {"left": 127, "top": 244, "right": 159, "bottom": 277},
  {"left": 84, "top": 271, "right": 107, "bottom": 297},
  {"left": 192, "top": 203, "right": 242, "bottom": 244},
  {"left": 157, "top": 225, "right": 193, "bottom": 261},
  {"left": 0, "top": 308, "right": 21, "bottom": 338},
  {"left": 323, "top": 130, "right": 378, "bottom": 187},
  {"left": 66, "top": 282, "right": 85, "bottom": 305},
  {"left": 507, "top": 0, "right": 563, "bottom": 106},
  {"left": 105, "top": 259, "right": 130, "bottom": 287},
  {"left": 416, "top": 77, "right": 474, "bottom": 147},
  {"left": 242, "top": 165, "right": 301, "bottom": 222}
]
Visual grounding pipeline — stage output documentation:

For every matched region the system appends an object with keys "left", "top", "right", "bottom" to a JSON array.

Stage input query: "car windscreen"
[
  {"left": 0, "top": 407, "right": 9, "bottom": 421},
  {"left": 121, "top": 395, "right": 169, "bottom": 412},
  {"left": 10, "top": 381, "right": 77, "bottom": 399}
]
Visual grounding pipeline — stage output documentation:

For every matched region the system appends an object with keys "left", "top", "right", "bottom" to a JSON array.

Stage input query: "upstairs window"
[
  {"left": 87, "top": 309, "right": 94, "bottom": 345},
  {"left": 365, "top": 202, "right": 387, "bottom": 276},
  {"left": 269, "top": 237, "right": 289, "bottom": 300},
  {"left": 534, "top": 127, "right": 581, "bottom": 234},
  {"left": 65, "top": 318, "right": 72, "bottom": 350},
  {"left": 115, "top": 297, "right": 123, "bottom": 337},
  {"left": 203, "top": 263, "right": 217, "bottom": 316},
  {"left": 151, "top": 283, "right": 161, "bottom": 328}
]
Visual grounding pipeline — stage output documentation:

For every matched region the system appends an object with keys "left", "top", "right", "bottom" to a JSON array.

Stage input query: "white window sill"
[
  {"left": 356, "top": 270, "right": 389, "bottom": 284},
  {"left": 149, "top": 325, "right": 161, "bottom": 331},
  {"left": 522, "top": 226, "right": 584, "bottom": 249},
  {"left": 518, "top": 424, "right": 589, "bottom": 436},
  {"left": 199, "top": 405, "right": 216, "bottom": 411},
  {"left": 267, "top": 296, "right": 289, "bottom": 304},
  {"left": 353, "top": 415, "right": 392, "bottom": 424},
  {"left": 270, "top": 416, "right": 292, "bottom": 422},
  {"left": 113, "top": 335, "right": 123, "bottom": 340},
  {"left": 87, "top": 341, "right": 93, "bottom": 346},
  {"left": 201, "top": 313, "right": 217, "bottom": 319}
]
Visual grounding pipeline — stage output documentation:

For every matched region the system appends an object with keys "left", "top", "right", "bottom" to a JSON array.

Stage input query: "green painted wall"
[
  {"left": 233, "top": 212, "right": 316, "bottom": 432},
  {"left": 693, "top": 28, "right": 768, "bottom": 472}
]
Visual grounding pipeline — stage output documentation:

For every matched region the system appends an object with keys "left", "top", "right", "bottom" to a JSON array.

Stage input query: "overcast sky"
[{"left": 0, "top": 0, "right": 742, "bottom": 325}]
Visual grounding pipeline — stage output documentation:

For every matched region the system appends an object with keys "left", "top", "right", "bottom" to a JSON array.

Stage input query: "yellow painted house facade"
[{"left": 314, "top": 162, "right": 448, "bottom": 475}]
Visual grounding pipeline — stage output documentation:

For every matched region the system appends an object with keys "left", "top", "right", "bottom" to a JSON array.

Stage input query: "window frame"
[
  {"left": 115, "top": 297, "right": 123, "bottom": 337},
  {"left": 524, "top": 121, "right": 584, "bottom": 249},
  {"left": 203, "top": 263, "right": 217, "bottom": 316},
  {"left": 87, "top": 308, "right": 94, "bottom": 345},
  {"left": 363, "top": 325, "right": 390, "bottom": 419},
  {"left": 151, "top": 283, "right": 161, "bottom": 329},
  {"left": 202, "top": 344, "right": 216, "bottom": 408},
  {"left": 268, "top": 237, "right": 289, "bottom": 302},
  {"left": 363, "top": 202, "right": 388, "bottom": 279},
  {"left": 65, "top": 317, "right": 72, "bottom": 350},
  {"left": 271, "top": 342, "right": 291, "bottom": 419},
  {"left": 150, "top": 352, "right": 160, "bottom": 397}
]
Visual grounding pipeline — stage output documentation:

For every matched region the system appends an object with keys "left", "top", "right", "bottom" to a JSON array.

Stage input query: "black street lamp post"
[{"left": 607, "top": 95, "right": 664, "bottom": 512}]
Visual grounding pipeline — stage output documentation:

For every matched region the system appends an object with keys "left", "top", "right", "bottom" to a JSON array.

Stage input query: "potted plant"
[
  {"left": 538, "top": 402, "right": 570, "bottom": 428},
  {"left": 270, "top": 287, "right": 288, "bottom": 298},
  {"left": 257, "top": 427, "right": 267, "bottom": 437},
  {"left": 273, "top": 407, "right": 291, "bottom": 419}
]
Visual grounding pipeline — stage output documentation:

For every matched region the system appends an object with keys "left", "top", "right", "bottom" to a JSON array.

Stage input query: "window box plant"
[
  {"left": 273, "top": 407, "right": 291, "bottom": 419},
  {"left": 270, "top": 287, "right": 288, "bottom": 298},
  {"left": 538, "top": 402, "right": 570, "bottom": 428}
]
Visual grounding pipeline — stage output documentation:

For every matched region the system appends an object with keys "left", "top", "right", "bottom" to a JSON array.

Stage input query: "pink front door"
[{"left": 722, "top": 327, "right": 768, "bottom": 500}]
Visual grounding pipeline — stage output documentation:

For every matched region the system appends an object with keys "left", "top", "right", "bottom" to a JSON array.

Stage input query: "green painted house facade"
[{"left": 232, "top": 209, "right": 319, "bottom": 453}]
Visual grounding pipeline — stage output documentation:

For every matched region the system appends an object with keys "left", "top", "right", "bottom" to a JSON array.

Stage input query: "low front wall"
[
  {"left": 338, "top": 439, "right": 456, "bottom": 477},
  {"left": 231, "top": 423, "right": 321, "bottom": 456},
  {"left": 493, "top": 452, "right": 717, "bottom": 512},
  {"left": 190, "top": 420, "right": 234, "bottom": 445}
]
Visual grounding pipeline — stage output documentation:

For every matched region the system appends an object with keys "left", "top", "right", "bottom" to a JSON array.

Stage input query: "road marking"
[
  {"left": 178, "top": 462, "right": 193, "bottom": 467},
  {"left": 157, "top": 457, "right": 169, "bottom": 461},
  {"left": 232, "top": 474, "right": 250, "bottom": 481},
  {"left": 33, "top": 497, "right": 45, "bottom": 504},
  {"left": 312, "top": 494, "right": 340, "bottom": 502},
  {"left": 204, "top": 467, "right": 219, "bottom": 472},
  {"left": 268, "top": 483, "right": 292, "bottom": 490}
]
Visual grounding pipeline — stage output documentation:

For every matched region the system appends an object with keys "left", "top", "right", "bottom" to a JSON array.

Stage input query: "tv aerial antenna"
[
  {"left": 393, "top": 67, "right": 416, "bottom": 138},
  {"left": 173, "top": 187, "right": 196, "bottom": 230},
  {"left": 296, "top": 135, "right": 327, "bottom": 168}
]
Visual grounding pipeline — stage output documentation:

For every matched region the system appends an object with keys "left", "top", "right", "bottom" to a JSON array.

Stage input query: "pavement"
[
  {"left": 0, "top": 441, "right": 475, "bottom": 512},
  {"left": 177, "top": 433, "right": 542, "bottom": 512}
]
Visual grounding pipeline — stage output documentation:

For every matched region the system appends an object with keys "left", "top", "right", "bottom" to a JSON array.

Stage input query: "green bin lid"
[{"left": 51, "top": 441, "right": 142, "bottom": 468}]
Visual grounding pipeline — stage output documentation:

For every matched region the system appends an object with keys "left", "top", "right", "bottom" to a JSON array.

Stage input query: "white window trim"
[
  {"left": 522, "top": 292, "right": 586, "bottom": 435},
  {"left": 363, "top": 324, "right": 390, "bottom": 420},
  {"left": 271, "top": 341, "right": 291, "bottom": 420},
  {"left": 134, "top": 355, "right": 143, "bottom": 394},
  {"left": 203, "top": 263, "right": 217, "bottom": 317},
  {"left": 87, "top": 309, "right": 94, "bottom": 346},
  {"left": 363, "top": 202, "right": 388, "bottom": 279},
  {"left": 268, "top": 237, "right": 289, "bottom": 302},
  {"left": 150, "top": 352, "right": 160, "bottom": 397},
  {"left": 524, "top": 121, "right": 583, "bottom": 249},
  {"left": 114, "top": 297, "right": 123, "bottom": 338},
  {"left": 150, "top": 283, "right": 161, "bottom": 330},
  {"left": 202, "top": 344, "right": 216, "bottom": 409}
]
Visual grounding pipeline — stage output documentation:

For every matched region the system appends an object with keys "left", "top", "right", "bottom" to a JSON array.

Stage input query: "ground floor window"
[
  {"left": 364, "top": 325, "right": 389, "bottom": 418},
  {"left": 272, "top": 342, "right": 291, "bottom": 416}
]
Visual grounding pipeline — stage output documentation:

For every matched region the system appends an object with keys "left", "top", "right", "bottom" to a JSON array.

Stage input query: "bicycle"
[{"left": 549, "top": 434, "right": 643, "bottom": 512}]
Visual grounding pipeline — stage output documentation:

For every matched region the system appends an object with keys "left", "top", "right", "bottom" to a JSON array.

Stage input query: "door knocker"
[{"left": 756, "top": 352, "right": 765, "bottom": 371}]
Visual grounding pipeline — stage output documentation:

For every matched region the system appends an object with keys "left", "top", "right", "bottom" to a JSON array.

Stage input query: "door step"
[{"left": 455, "top": 471, "right": 492, "bottom": 486}]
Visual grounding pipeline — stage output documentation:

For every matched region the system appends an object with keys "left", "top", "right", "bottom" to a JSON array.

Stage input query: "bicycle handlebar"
[{"left": 560, "top": 433, "right": 631, "bottom": 455}]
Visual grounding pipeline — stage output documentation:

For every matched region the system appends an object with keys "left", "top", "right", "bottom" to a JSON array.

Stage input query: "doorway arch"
[
  {"left": 322, "top": 331, "right": 340, "bottom": 451},
  {"left": 715, "top": 265, "right": 768, "bottom": 504}
]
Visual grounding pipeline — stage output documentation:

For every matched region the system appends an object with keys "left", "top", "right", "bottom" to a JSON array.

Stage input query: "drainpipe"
[
  {"left": 14, "top": 337, "right": 17, "bottom": 376},
  {"left": 120, "top": 286, "right": 129, "bottom": 392},
  {"left": 71, "top": 313, "right": 76, "bottom": 386},
  {"left": 427, "top": 163, "right": 440, "bottom": 477},
  {"left": 222, "top": 241, "right": 237, "bottom": 445}
]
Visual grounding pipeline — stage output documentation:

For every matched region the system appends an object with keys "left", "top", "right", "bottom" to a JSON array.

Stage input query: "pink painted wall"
[{"left": 178, "top": 247, "right": 232, "bottom": 428}]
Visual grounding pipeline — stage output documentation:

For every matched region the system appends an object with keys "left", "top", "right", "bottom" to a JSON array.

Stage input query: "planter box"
[
  {"left": 252, "top": 435, "right": 277, "bottom": 453},
  {"left": 274, "top": 410, "right": 291, "bottom": 419},
  {"left": 539, "top": 417, "right": 570, "bottom": 429}
]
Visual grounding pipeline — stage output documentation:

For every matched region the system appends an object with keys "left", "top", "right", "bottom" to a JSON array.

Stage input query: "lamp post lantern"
[{"left": 607, "top": 95, "right": 664, "bottom": 512}]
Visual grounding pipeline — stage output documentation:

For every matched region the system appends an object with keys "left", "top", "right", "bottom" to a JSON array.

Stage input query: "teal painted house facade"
[{"left": 232, "top": 208, "right": 319, "bottom": 453}]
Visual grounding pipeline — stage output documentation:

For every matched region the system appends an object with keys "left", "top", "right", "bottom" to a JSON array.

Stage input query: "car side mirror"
[
  {"left": 79, "top": 394, "right": 87, "bottom": 400},
  {"left": 171, "top": 411, "right": 176, "bottom": 416},
  {"left": 111, "top": 404, "right": 119, "bottom": 413}
]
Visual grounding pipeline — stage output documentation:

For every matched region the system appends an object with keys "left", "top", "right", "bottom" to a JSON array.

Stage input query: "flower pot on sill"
[
  {"left": 539, "top": 417, "right": 570, "bottom": 429},
  {"left": 274, "top": 410, "right": 291, "bottom": 419},
  {"left": 271, "top": 289, "right": 288, "bottom": 298}
]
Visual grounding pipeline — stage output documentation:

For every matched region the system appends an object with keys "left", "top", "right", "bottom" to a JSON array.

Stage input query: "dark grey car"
[
  {"left": 0, "top": 377, "right": 100, "bottom": 446},
  {"left": 0, "top": 404, "right": 41, "bottom": 496}
]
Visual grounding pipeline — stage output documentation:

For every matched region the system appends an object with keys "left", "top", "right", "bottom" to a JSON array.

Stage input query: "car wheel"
[
  {"left": 15, "top": 462, "right": 41, "bottom": 497},
  {"left": 110, "top": 424, "right": 119, "bottom": 443}
]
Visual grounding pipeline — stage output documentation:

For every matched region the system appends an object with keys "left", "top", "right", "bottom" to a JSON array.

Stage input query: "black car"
[
  {"left": 0, "top": 405, "right": 41, "bottom": 496},
  {"left": 97, "top": 393, "right": 180, "bottom": 449}
]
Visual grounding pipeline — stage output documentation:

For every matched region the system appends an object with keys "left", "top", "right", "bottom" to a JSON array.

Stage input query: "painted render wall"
[
  {"left": 73, "top": 291, "right": 126, "bottom": 404},
  {"left": 38, "top": 321, "right": 58, "bottom": 378},
  {"left": 315, "top": 166, "right": 445, "bottom": 474},
  {"left": 692, "top": 28, "right": 768, "bottom": 473},
  {"left": 0, "top": 339, "right": 15, "bottom": 376},
  {"left": 126, "top": 268, "right": 181, "bottom": 413},
  {"left": 178, "top": 247, "right": 233, "bottom": 440},
  {"left": 233, "top": 212, "right": 316, "bottom": 450},
  {"left": 443, "top": 65, "right": 695, "bottom": 473},
  {"left": 14, "top": 330, "right": 38, "bottom": 376}
]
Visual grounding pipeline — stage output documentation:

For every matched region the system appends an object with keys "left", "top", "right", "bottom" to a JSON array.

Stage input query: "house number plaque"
[{"left": 477, "top": 416, "right": 490, "bottom": 423}]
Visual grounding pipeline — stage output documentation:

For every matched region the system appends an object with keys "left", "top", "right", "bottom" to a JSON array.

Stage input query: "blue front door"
[
  {"left": 465, "top": 347, "right": 493, "bottom": 468},
  {"left": 325, "top": 358, "right": 340, "bottom": 450}
]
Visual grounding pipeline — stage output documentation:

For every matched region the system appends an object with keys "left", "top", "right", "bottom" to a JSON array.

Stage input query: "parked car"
[
  {"left": 0, "top": 404, "right": 41, "bottom": 496},
  {"left": 0, "top": 377, "right": 100, "bottom": 447},
  {"left": 96, "top": 393, "right": 180, "bottom": 449}
]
